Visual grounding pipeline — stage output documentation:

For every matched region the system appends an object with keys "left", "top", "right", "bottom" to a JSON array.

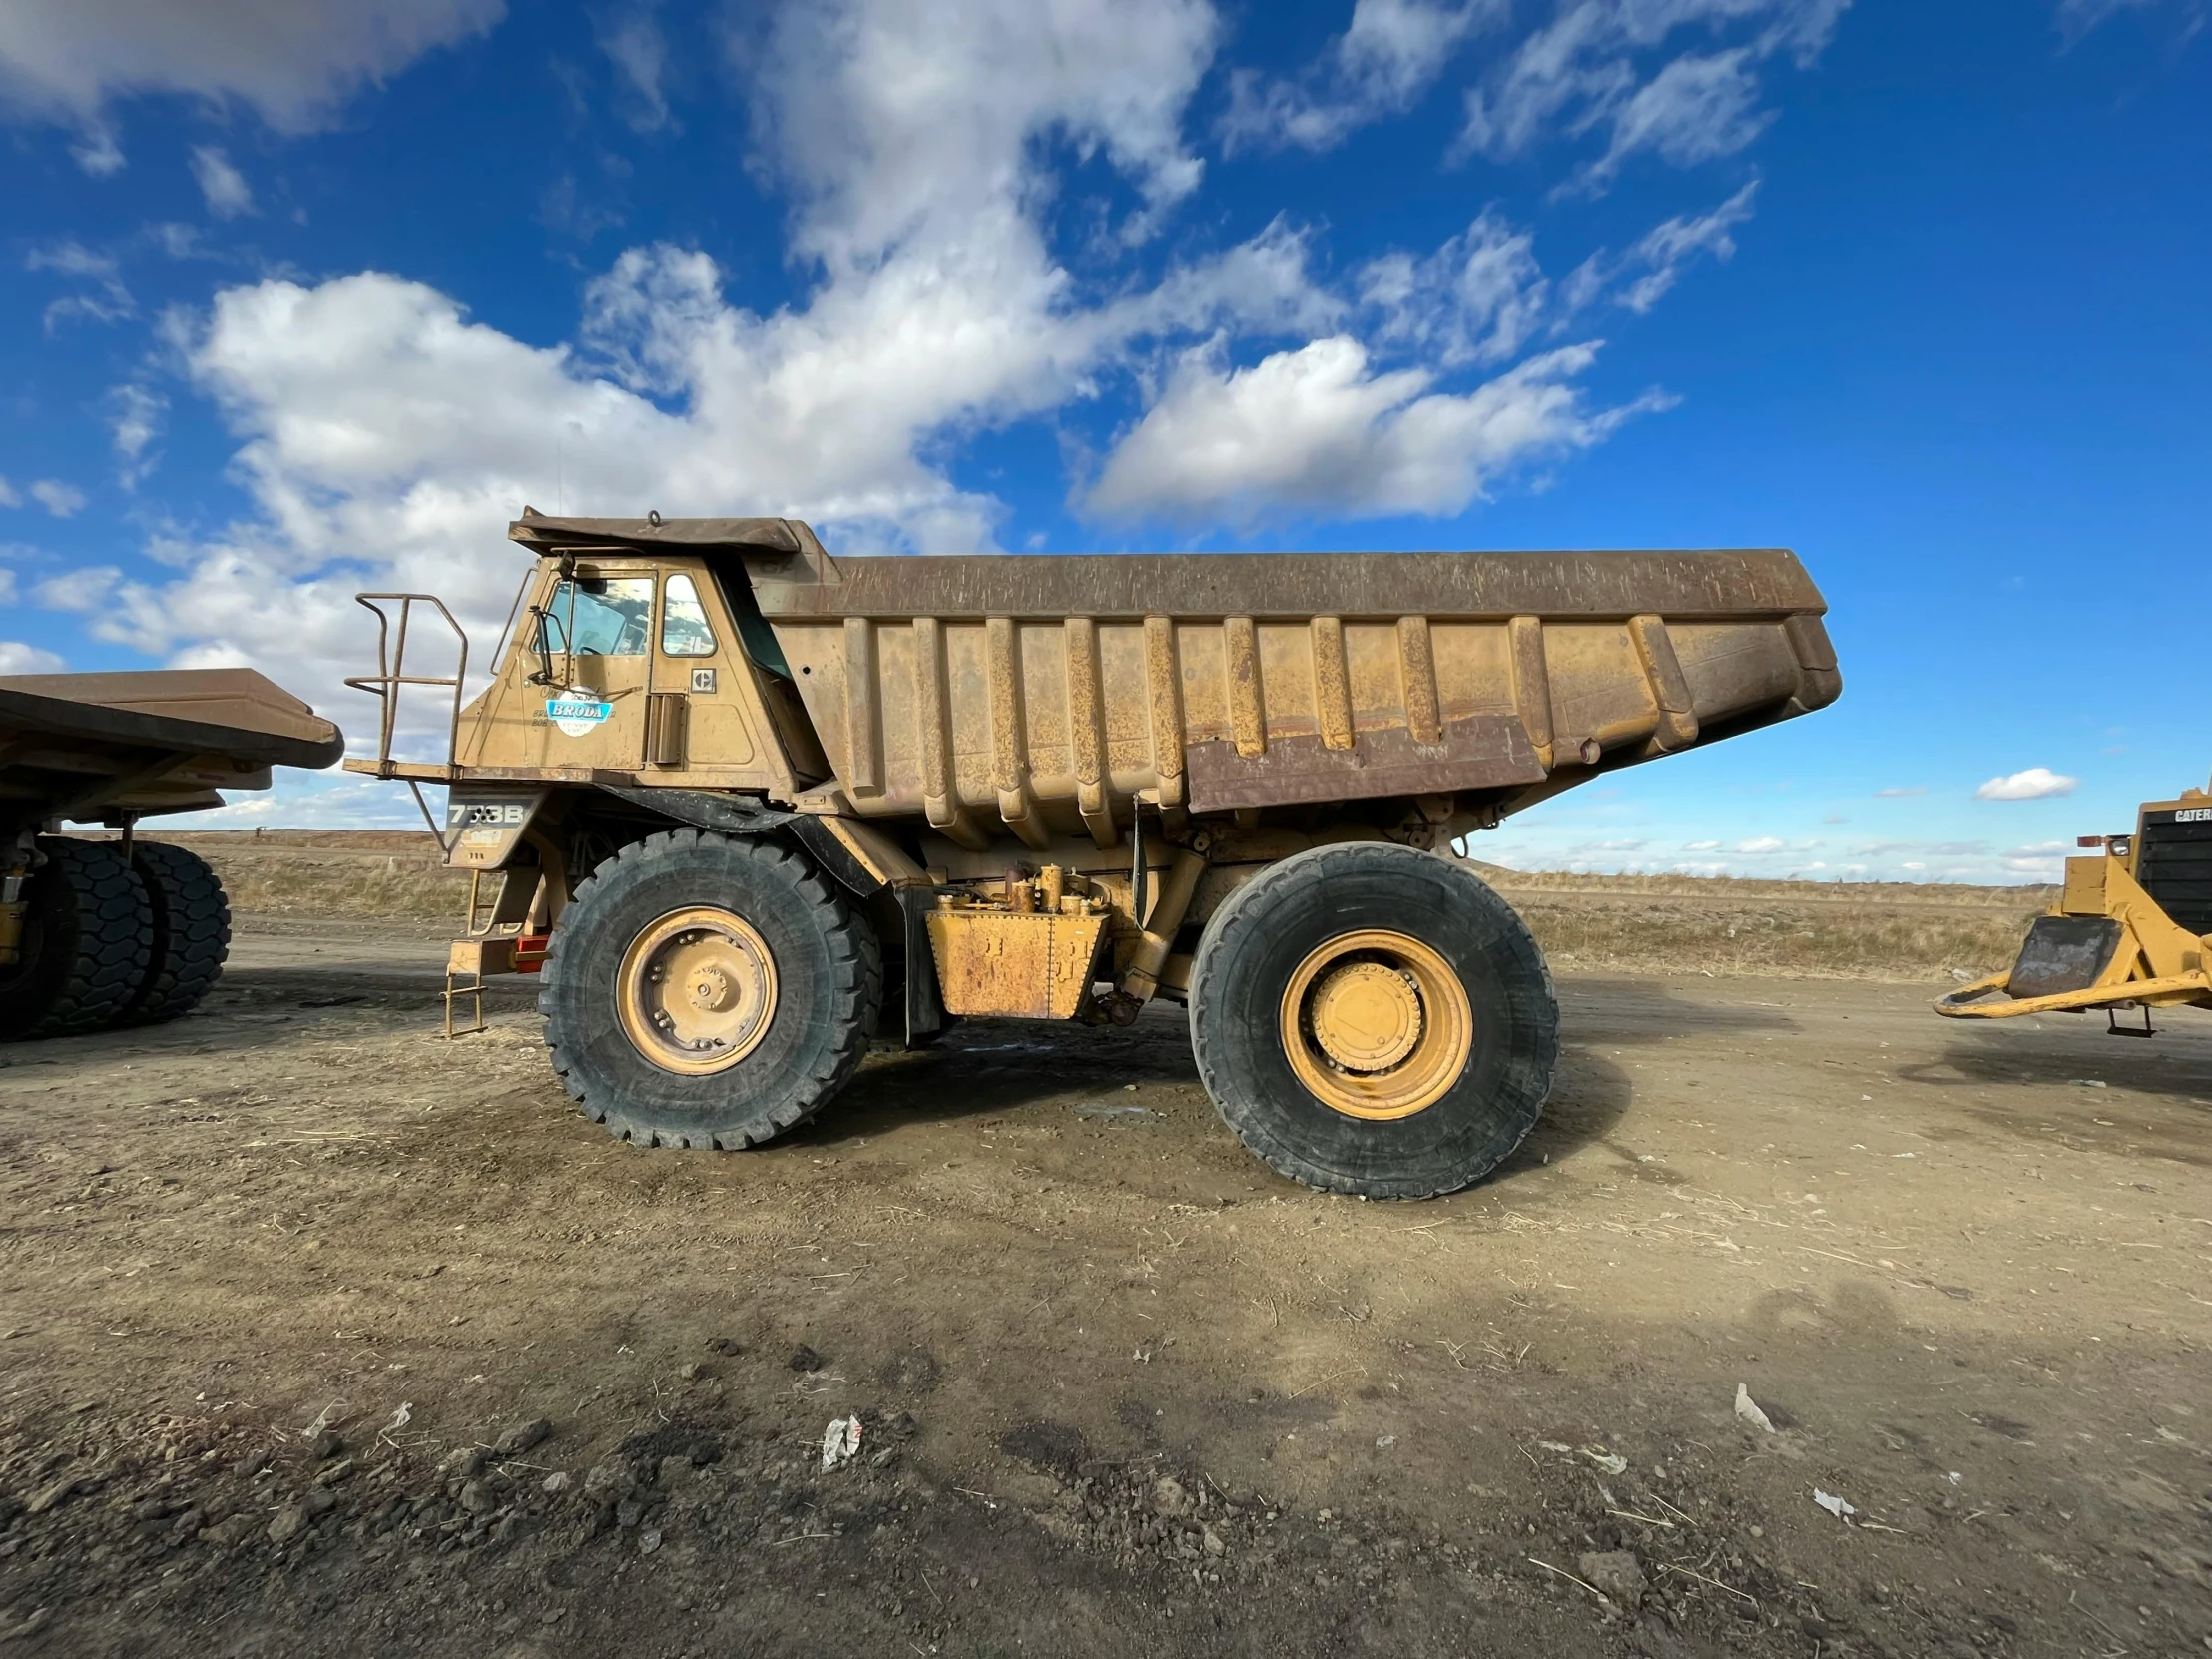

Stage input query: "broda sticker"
[{"left": 546, "top": 690, "right": 613, "bottom": 737}]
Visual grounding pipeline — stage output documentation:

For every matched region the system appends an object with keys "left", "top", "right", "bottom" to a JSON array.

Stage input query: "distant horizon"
[{"left": 74, "top": 819, "right": 2071, "bottom": 892}]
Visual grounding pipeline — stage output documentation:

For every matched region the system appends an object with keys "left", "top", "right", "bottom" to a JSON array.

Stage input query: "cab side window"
[
  {"left": 660, "top": 573, "right": 718, "bottom": 657},
  {"left": 541, "top": 577, "right": 654, "bottom": 656}
]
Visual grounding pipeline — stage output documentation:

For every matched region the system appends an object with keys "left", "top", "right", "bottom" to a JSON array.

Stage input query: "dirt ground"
[{"left": 3, "top": 893, "right": 2210, "bottom": 1657}]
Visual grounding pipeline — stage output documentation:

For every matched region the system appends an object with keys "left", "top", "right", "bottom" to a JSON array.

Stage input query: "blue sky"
[{"left": 2, "top": 0, "right": 2206, "bottom": 881}]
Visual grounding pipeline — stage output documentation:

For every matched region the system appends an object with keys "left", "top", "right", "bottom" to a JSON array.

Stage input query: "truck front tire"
[
  {"left": 0, "top": 838, "right": 155, "bottom": 1042},
  {"left": 539, "top": 829, "right": 881, "bottom": 1149},
  {"left": 1189, "top": 841, "right": 1557, "bottom": 1199}
]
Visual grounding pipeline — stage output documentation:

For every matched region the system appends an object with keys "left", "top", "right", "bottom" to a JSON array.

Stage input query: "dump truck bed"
[
  {"left": 498, "top": 516, "right": 1841, "bottom": 849},
  {"left": 0, "top": 669, "right": 345, "bottom": 828}
]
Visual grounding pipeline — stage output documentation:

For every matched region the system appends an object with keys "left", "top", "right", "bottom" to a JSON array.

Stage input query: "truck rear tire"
[
  {"left": 1188, "top": 841, "right": 1557, "bottom": 1199},
  {"left": 123, "top": 841, "right": 231, "bottom": 1026},
  {"left": 539, "top": 829, "right": 881, "bottom": 1149},
  {"left": 0, "top": 838, "right": 156, "bottom": 1041}
]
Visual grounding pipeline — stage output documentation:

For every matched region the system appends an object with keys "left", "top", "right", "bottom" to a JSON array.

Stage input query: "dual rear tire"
[{"left": 0, "top": 837, "right": 230, "bottom": 1042}]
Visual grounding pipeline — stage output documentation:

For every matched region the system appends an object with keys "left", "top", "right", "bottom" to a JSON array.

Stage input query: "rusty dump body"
[
  {"left": 1, "top": 670, "right": 344, "bottom": 1042},
  {"left": 347, "top": 513, "right": 1839, "bottom": 1196}
]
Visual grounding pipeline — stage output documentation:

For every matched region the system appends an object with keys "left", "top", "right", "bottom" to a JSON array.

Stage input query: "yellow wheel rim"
[
  {"left": 615, "top": 905, "right": 778, "bottom": 1076},
  {"left": 1280, "top": 929, "right": 1473, "bottom": 1121}
]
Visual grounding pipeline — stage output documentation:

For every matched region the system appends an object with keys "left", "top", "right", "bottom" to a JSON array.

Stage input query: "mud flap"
[
  {"left": 2007, "top": 916, "right": 2124, "bottom": 1000},
  {"left": 896, "top": 885, "right": 945, "bottom": 1044}
]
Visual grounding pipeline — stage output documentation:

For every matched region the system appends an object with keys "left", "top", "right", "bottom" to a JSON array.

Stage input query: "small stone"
[
  {"left": 302, "top": 1488, "right": 337, "bottom": 1518},
  {"left": 789, "top": 1345, "right": 825, "bottom": 1373},
  {"left": 268, "top": 1507, "right": 307, "bottom": 1544},
  {"left": 868, "top": 1447, "right": 899, "bottom": 1470},
  {"left": 309, "top": 1429, "right": 344, "bottom": 1461},
  {"left": 131, "top": 1495, "right": 176, "bottom": 1523},
  {"left": 541, "top": 1471, "right": 573, "bottom": 1495},
  {"left": 233, "top": 1449, "right": 274, "bottom": 1478},
  {"left": 639, "top": 1528, "right": 663, "bottom": 1555},
  {"left": 205, "top": 1513, "right": 260, "bottom": 1547},
  {"left": 1152, "top": 1477, "right": 1195, "bottom": 1519},
  {"left": 1202, "top": 1527, "right": 1226, "bottom": 1558},
  {"left": 657, "top": 1455, "right": 693, "bottom": 1488},
  {"left": 314, "top": 1459, "right": 357, "bottom": 1488},
  {"left": 458, "top": 1480, "right": 496, "bottom": 1515},
  {"left": 616, "top": 1498, "right": 644, "bottom": 1530},
  {"left": 25, "top": 1475, "right": 88, "bottom": 1516},
  {"left": 494, "top": 1418, "right": 552, "bottom": 1457},
  {"left": 1577, "top": 1550, "right": 1647, "bottom": 1605},
  {"left": 680, "top": 1363, "right": 701, "bottom": 1382},
  {"left": 708, "top": 1337, "right": 742, "bottom": 1356},
  {"left": 583, "top": 1455, "right": 634, "bottom": 1499}
]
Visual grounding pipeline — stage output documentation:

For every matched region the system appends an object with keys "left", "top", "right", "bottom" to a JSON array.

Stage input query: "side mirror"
[{"left": 525, "top": 606, "right": 558, "bottom": 687}]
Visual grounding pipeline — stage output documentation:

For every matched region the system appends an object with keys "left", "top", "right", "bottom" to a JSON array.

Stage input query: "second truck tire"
[
  {"left": 1189, "top": 841, "right": 1558, "bottom": 1200},
  {"left": 539, "top": 829, "right": 882, "bottom": 1149},
  {"left": 124, "top": 841, "right": 232, "bottom": 1026},
  {"left": 0, "top": 838, "right": 155, "bottom": 1042}
]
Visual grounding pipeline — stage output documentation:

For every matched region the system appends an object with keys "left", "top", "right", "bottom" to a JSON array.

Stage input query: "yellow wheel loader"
[
  {"left": 347, "top": 512, "right": 1842, "bottom": 1198},
  {"left": 1936, "top": 789, "right": 2212, "bottom": 1034}
]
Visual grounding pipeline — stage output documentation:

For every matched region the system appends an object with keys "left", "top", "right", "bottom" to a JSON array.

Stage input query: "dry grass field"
[{"left": 142, "top": 830, "right": 2052, "bottom": 984}]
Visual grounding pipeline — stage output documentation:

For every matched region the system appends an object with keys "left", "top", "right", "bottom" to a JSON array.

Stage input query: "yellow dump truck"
[
  {"left": 1937, "top": 786, "right": 2212, "bottom": 1033},
  {"left": 347, "top": 512, "right": 1840, "bottom": 1197},
  {"left": 1, "top": 670, "right": 344, "bottom": 1039}
]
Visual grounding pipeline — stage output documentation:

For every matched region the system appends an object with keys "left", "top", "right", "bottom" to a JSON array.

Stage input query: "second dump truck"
[
  {"left": 349, "top": 513, "right": 1840, "bottom": 1198},
  {"left": 2, "top": 669, "right": 344, "bottom": 1040}
]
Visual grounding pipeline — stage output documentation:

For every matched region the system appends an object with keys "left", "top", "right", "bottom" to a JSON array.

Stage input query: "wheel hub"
[
  {"left": 1308, "top": 961, "right": 1423, "bottom": 1071},
  {"left": 617, "top": 907, "right": 778, "bottom": 1075},
  {"left": 1280, "top": 928, "right": 1474, "bottom": 1122}
]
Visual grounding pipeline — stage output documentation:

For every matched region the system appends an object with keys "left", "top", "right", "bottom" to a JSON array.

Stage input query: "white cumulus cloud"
[
  {"left": 0, "top": 640, "right": 67, "bottom": 675},
  {"left": 1360, "top": 210, "right": 1549, "bottom": 368},
  {"left": 1085, "top": 337, "right": 1659, "bottom": 522},
  {"left": 189, "top": 145, "right": 255, "bottom": 218},
  {"left": 1975, "top": 767, "right": 2078, "bottom": 801},
  {"left": 1457, "top": 0, "right": 1848, "bottom": 193},
  {"left": 1223, "top": 0, "right": 1503, "bottom": 153},
  {"left": 29, "top": 480, "right": 86, "bottom": 518},
  {"left": 0, "top": 0, "right": 504, "bottom": 142}
]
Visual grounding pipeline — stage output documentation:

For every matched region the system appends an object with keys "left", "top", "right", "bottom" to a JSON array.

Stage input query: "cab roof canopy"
[{"left": 507, "top": 509, "right": 806, "bottom": 556}]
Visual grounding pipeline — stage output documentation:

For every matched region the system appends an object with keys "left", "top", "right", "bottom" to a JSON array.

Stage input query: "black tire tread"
[
  {"left": 1190, "top": 841, "right": 1558, "bottom": 1200},
  {"left": 0, "top": 838, "right": 154, "bottom": 1041},
  {"left": 539, "top": 829, "right": 881, "bottom": 1150},
  {"left": 125, "top": 841, "right": 231, "bottom": 1025}
]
